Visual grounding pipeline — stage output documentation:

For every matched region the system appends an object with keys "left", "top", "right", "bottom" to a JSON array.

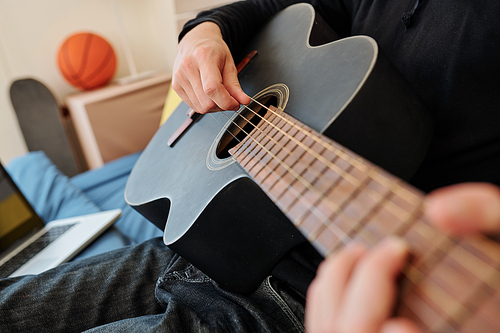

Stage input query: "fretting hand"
[{"left": 305, "top": 182, "right": 500, "bottom": 333}]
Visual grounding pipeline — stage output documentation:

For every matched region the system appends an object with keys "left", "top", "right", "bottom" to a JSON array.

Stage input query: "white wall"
[{"left": 0, "top": 0, "right": 178, "bottom": 164}]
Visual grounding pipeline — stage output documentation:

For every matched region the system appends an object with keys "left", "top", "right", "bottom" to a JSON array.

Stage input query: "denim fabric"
[{"left": 0, "top": 237, "right": 305, "bottom": 332}]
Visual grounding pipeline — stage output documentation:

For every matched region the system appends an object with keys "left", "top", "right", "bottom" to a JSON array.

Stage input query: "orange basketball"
[{"left": 58, "top": 32, "right": 117, "bottom": 90}]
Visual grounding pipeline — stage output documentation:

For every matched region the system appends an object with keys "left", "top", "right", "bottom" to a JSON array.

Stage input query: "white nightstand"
[{"left": 65, "top": 72, "right": 171, "bottom": 169}]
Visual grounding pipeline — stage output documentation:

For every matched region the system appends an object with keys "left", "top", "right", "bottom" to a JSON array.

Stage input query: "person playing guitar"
[{"left": 172, "top": 1, "right": 500, "bottom": 332}]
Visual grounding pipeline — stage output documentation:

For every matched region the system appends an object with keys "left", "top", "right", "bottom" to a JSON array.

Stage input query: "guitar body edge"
[
  {"left": 168, "top": 178, "right": 306, "bottom": 294},
  {"left": 125, "top": 3, "right": 432, "bottom": 294}
]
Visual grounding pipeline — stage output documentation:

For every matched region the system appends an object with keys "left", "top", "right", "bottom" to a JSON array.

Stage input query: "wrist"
[{"left": 180, "top": 21, "right": 223, "bottom": 43}]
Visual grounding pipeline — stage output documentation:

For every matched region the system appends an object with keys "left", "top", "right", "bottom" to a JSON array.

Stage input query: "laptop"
[{"left": 0, "top": 162, "right": 121, "bottom": 278}]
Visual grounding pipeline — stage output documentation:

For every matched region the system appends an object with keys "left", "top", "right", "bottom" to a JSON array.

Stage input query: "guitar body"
[{"left": 125, "top": 4, "right": 432, "bottom": 293}]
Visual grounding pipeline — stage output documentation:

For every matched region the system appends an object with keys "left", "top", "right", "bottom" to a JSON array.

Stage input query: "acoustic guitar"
[{"left": 125, "top": 4, "right": 500, "bottom": 332}]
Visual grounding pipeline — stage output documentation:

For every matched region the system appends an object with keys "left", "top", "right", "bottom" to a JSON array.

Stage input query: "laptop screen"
[{"left": 0, "top": 164, "right": 44, "bottom": 253}]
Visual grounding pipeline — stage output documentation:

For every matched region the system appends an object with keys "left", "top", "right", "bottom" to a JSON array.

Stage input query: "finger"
[
  {"left": 189, "top": 67, "right": 223, "bottom": 113},
  {"left": 171, "top": 77, "right": 196, "bottom": 111},
  {"left": 425, "top": 182, "right": 500, "bottom": 235},
  {"left": 222, "top": 58, "right": 251, "bottom": 106},
  {"left": 381, "top": 318, "right": 423, "bottom": 333},
  {"left": 305, "top": 244, "right": 366, "bottom": 333},
  {"left": 174, "top": 71, "right": 204, "bottom": 112},
  {"left": 199, "top": 60, "right": 241, "bottom": 112},
  {"left": 175, "top": 56, "right": 217, "bottom": 113},
  {"left": 338, "top": 237, "right": 409, "bottom": 333},
  {"left": 180, "top": 55, "right": 222, "bottom": 113}
]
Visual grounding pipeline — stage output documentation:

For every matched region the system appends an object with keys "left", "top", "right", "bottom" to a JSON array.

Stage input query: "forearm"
[
  {"left": 173, "top": 0, "right": 354, "bottom": 114},
  {"left": 179, "top": 0, "right": 305, "bottom": 58}
]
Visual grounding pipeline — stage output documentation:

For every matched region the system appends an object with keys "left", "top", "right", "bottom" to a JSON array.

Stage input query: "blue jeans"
[{"left": 0, "top": 238, "right": 305, "bottom": 332}]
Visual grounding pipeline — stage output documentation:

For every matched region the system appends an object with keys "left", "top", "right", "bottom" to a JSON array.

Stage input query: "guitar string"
[
  {"left": 234, "top": 101, "right": 428, "bottom": 242},
  {"left": 220, "top": 107, "right": 419, "bottom": 252},
  {"left": 237, "top": 99, "right": 484, "bottom": 274},
  {"left": 240, "top": 104, "right": 500, "bottom": 324},
  {"left": 214, "top": 105, "right": 499, "bottom": 323},
  {"left": 236, "top": 105, "right": 413, "bottom": 240},
  {"left": 226, "top": 107, "right": 498, "bottom": 325},
  {"left": 234, "top": 101, "right": 500, "bottom": 290},
  {"left": 242, "top": 99, "right": 429, "bottom": 232},
  {"left": 214, "top": 109, "right": 473, "bottom": 324},
  {"left": 220, "top": 108, "right": 382, "bottom": 245},
  {"left": 247, "top": 97, "right": 419, "bottom": 206},
  {"left": 216, "top": 109, "right": 355, "bottom": 246},
  {"left": 234, "top": 100, "right": 496, "bottom": 287},
  {"left": 208, "top": 112, "right": 242, "bottom": 143}
]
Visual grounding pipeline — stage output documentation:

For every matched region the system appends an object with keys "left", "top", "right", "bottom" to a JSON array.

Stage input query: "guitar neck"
[{"left": 229, "top": 106, "right": 500, "bottom": 332}]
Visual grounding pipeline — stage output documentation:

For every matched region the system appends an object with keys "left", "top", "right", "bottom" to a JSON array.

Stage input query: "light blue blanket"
[{"left": 6, "top": 151, "right": 162, "bottom": 259}]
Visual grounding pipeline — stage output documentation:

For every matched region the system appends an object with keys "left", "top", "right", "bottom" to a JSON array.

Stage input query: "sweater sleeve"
[{"left": 179, "top": 0, "right": 354, "bottom": 59}]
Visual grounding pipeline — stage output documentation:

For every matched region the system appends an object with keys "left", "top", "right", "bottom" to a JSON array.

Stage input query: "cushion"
[{"left": 160, "top": 85, "right": 182, "bottom": 126}]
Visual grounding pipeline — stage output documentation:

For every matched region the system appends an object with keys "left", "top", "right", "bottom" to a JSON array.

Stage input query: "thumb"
[
  {"left": 425, "top": 182, "right": 500, "bottom": 235},
  {"left": 222, "top": 59, "right": 250, "bottom": 106}
]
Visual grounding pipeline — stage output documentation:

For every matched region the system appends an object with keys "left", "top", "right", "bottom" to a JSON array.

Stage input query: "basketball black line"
[
  {"left": 77, "top": 33, "right": 93, "bottom": 77},
  {"left": 62, "top": 36, "right": 89, "bottom": 88},
  {"left": 62, "top": 40, "right": 80, "bottom": 78},
  {"left": 81, "top": 43, "right": 115, "bottom": 85}
]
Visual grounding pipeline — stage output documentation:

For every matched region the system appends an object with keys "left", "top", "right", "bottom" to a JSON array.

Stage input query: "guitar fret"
[
  {"left": 451, "top": 241, "right": 500, "bottom": 290},
  {"left": 344, "top": 182, "right": 384, "bottom": 223},
  {"left": 259, "top": 159, "right": 285, "bottom": 192},
  {"left": 276, "top": 114, "right": 291, "bottom": 132},
  {"left": 324, "top": 178, "right": 390, "bottom": 251},
  {"left": 399, "top": 288, "right": 451, "bottom": 332},
  {"left": 314, "top": 222, "right": 349, "bottom": 255},
  {"left": 251, "top": 129, "right": 280, "bottom": 177},
  {"left": 402, "top": 267, "right": 466, "bottom": 332},
  {"left": 412, "top": 264, "right": 478, "bottom": 331},
  {"left": 292, "top": 171, "right": 344, "bottom": 228},
  {"left": 392, "top": 206, "right": 423, "bottom": 244},
  {"left": 282, "top": 174, "right": 315, "bottom": 215},
  {"left": 231, "top": 135, "right": 253, "bottom": 160},
  {"left": 442, "top": 273, "right": 495, "bottom": 330},
  {"left": 300, "top": 131, "right": 315, "bottom": 148},
  {"left": 247, "top": 140, "right": 268, "bottom": 171},
  {"left": 262, "top": 171, "right": 289, "bottom": 203},
  {"left": 392, "top": 184, "right": 422, "bottom": 212},
  {"left": 431, "top": 254, "right": 486, "bottom": 307},
  {"left": 236, "top": 138, "right": 260, "bottom": 170},
  {"left": 396, "top": 228, "right": 500, "bottom": 331},
  {"left": 314, "top": 171, "right": 373, "bottom": 238},
  {"left": 460, "top": 291, "right": 500, "bottom": 332},
  {"left": 311, "top": 159, "right": 343, "bottom": 196},
  {"left": 281, "top": 165, "right": 314, "bottom": 214},
  {"left": 264, "top": 113, "right": 281, "bottom": 139},
  {"left": 404, "top": 219, "right": 451, "bottom": 268},
  {"left": 298, "top": 199, "right": 338, "bottom": 236},
  {"left": 282, "top": 145, "right": 310, "bottom": 178},
  {"left": 455, "top": 239, "right": 500, "bottom": 317},
  {"left": 352, "top": 207, "right": 399, "bottom": 246}
]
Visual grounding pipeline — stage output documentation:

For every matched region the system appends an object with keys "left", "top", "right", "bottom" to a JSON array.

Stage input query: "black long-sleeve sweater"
[{"left": 180, "top": 0, "right": 500, "bottom": 297}]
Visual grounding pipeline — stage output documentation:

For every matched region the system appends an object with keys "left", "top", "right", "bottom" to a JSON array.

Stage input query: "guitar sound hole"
[{"left": 216, "top": 96, "right": 278, "bottom": 159}]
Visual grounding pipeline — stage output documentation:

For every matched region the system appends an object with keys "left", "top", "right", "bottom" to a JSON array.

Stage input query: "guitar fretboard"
[{"left": 229, "top": 106, "right": 500, "bottom": 332}]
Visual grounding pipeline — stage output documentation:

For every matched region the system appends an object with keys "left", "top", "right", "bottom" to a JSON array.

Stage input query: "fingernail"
[
  {"left": 381, "top": 236, "right": 409, "bottom": 257},
  {"left": 345, "top": 241, "right": 367, "bottom": 252},
  {"left": 426, "top": 196, "right": 462, "bottom": 219}
]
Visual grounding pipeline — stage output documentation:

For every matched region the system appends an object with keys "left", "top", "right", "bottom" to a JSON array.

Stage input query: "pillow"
[{"left": 160, "top": 84, "right": 182, "bottom": 126}]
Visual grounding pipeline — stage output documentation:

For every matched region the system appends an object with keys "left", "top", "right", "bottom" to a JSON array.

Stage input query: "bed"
[{"left": 6, "top": 151, "right": 162, "bottom": 260}]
